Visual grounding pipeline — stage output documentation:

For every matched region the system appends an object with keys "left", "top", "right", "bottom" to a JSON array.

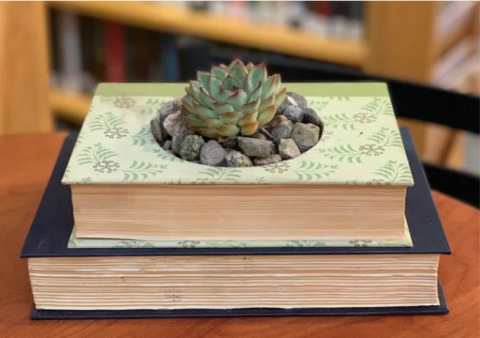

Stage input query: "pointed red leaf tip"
[
  {"left": 200, "top": 87, "right": 211, "bottom": 97},
  {"left": 240, "top": 98, "right": 260, "bottom": 113},
  {"left": 230, "top": 59, "right": 245, "bottom": 67},
  {"left": 258, "top": 104, "right": 276, "bottom": 127},
  {"left": 234, "top": 59, "right": 248, "bottom": 71},
  {"left": 224, "top": 75, "right": 239, "bottom": 82},
  {"left": 227, "top": 89, "right": 243, "bottom": 99},
  {"left": 241, "top": 121, "right": 259, "bottom": 136},
  {"left": 189, "top": 80, "right": 202, "bottom": 92},
  {"left": 258, "top": 63, "right": 267, "bottom": 78},
  {"left": 197, "top": 70, "right": 209, "bottom": 78}
]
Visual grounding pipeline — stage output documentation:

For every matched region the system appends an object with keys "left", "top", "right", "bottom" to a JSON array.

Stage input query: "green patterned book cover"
[
  {"left": 68, "top": 220, "right": 413, "bottom": 248},
  {"left": 62, "top": 83, "right": 414, "bottom": 186}
]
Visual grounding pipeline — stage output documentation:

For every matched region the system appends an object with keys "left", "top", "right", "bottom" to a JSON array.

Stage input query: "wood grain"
[
  {"left": 0, "top": 2, "right": 53, "bottom": 135},
  {"left": 365, "top": 1, "right": 438, "bottom": 156},
  {"left": 48, "top": 1, "right": 366, "bottom": 67},
  {"left": 0, "top": 134, "right": 478, "bottom": 338}
]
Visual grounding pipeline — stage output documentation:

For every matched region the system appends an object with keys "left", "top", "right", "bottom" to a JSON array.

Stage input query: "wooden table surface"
[{"left": 1, "top": 133, "right": 479, "bottom": 338}]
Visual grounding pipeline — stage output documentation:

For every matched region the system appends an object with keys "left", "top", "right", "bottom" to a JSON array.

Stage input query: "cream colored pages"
[
  {"left": 61, "top": 83, "right": 414, "bottom": 186},
  {"left": 29, "top": 254, "right": 439, "bottom": 310}
]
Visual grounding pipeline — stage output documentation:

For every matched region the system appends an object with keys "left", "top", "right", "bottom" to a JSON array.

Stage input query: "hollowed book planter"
[
  {"left": 22, "top": 129, "right": 451, "bottom": 317},
  {"left": 63, "top": 83, "right": 414, "bottom": 243},
  {"left": 22, "top": 76, "right": 451, "bottom": 317}
]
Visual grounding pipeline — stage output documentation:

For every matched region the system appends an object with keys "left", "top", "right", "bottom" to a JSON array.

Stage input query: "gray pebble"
[
  {"left": 276, "top": 96, "right": 291, "bottom": 115},
  {"left": 172, "top": 130, "right": 194, "bottom": 155},
  {"left": 165, "top": 150, "right": 175, "bottom": 155},
  {"left": 162, "top": 140, "right": 172, "bottom": 150},
  {"left": 271, "top": 120, "right": 293, "bottom": 144},
  {"left": 200, "top": 140, "right": 227, "bottom": 166},
  {"left": 283, "top": 106, "right": 304, "bottom": 123},
  {"left": 302, "top": 108, "right": 322, "bottom": 127},
  {"left": 287, "top": 92, "right": 307, "bottom": 110},
  {"left": 237, "top": 137, "right": 276, "bottom": 158},
  {"left": 219, "top": 137, "right": 238, "bottom": 149},
  {"left": 253, "top": 155, "right": 282, "bottom": 166},
  {"left": 225, "top": 150, "right": 253, "bottom": 167},
  {"left": 150, "top": 117, "right": 164, "bottom": 143},
  {"left": 291, "top": 123, "right": 320, "bottom": 153},
  {"left": 179, "top": 135, "right": 205, "bottom": 161},
  {"left": 265, "top": 115, "right": 289, "bottom": 130},
  {"left": 279, "top": 138, "right": 301, "bottom": 159},
  {"left": 159, "top": 98, "right": 182, "bottom": 125},
  {"left": 251, "top": 131, "right": 267, "bottom": 140},
  {"left": 163, "top": 110, "right": 189, "bottom": 137}
]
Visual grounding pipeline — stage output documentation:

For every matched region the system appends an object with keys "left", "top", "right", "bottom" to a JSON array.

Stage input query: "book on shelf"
[
  {"left": 105, "top": 22, "right": 127, "bottom": 82},
  {"left": 56, "top": 10, "right": 83, "bottom": 92},
  {"left": 61, "top": 83, "right": 413, "bottom": 242},
  {"left": 49, "top": 2, "right": 366, "bottom": 99},
  {"left": 21, "top": 127, "right": 450, "bottom": 316}
]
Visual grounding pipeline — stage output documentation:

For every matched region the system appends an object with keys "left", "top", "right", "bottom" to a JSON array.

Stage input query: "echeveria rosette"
[{"left": 181, "top": 60, "right": 287, "bottom": 140}]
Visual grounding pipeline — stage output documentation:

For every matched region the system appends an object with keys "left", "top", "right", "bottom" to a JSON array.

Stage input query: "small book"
[
  {"left": 21, "top": 129, "right": 450, "bottom": 317},
  {"left": 61, "top": 83, "right": 414, "bottom": 242}
]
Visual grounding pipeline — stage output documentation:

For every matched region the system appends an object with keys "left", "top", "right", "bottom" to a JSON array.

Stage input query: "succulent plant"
[{"left": 182, "top": 60, "right": 287, "bottom": 140}]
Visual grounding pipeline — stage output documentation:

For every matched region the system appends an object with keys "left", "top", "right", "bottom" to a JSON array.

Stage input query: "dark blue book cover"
[{"left": 22, "top": 128, "right": 450, "bottom": 319}]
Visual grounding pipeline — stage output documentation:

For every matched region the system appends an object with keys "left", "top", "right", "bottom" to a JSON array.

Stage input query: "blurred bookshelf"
[
  {"left": 47, "top": 0, "right": 370, "bottom": 126},
  {"left": 1, "top": 1, "right": 479, "bottom": 169},
  {"left": 46, "top": 1, "right": 479, "bottom": 119}
]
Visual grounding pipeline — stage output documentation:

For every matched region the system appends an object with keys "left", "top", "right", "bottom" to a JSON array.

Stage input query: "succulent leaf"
[
  {"left": 190, "top": 81, "right": 204, "bottom": 103},
  {"left": 183, "top": 59, "right": 285, "bottom": 140},
  {"left": 261, "top": 76, "right": 275, "bottom": 100},
  {"left": 212, "top": 102, "right": 235, "bottom": 114},
  {"left": 218, "top": 125, "right": 240, "bottom": 137},
  {"left": 258, "top": 105, "right": 276, "bottom": 127},
  {"left": 229, "top": 62, "right": 248, "bottom": 82},
  {"left": 241, "top": 121, "right": 259, "bottom": 136},
  {"left": 187, "top": 115, "right": 204, "bottom": 128},
  {"left": 200, "top": 128, "right": 219, "bottom": 139},
  {"left": 216, "top": 89, "right": 234, "bottom": 103},
  {"left": 226, "top": 90, "right": 248, "bottom": 110},
  {"left": 202, "top": 118, "right": 224, "bottom": 128},
  {"left": 238, "top": 111, "right": 258, "bottom": 127},
  {"left": 220, "top": 111, "right": 243, "bottom": 125},
  {"left": 182, "top": 96, "right": 195, "bottom": 113},
  {"left": 199, "top": 88, "right": 215, "bottom": 109},
  {"left": 258, "top": 94, "right": 275, "bottom": 113},
  {"left": 249, "top": 83, "right": 262, "bottom": 103},
  {"left": 211, "top": 66, "right": 228, "bottom": 81},
  {"left": 197, "top": 71, "right": 210, "bottom": 90},
  {"left": 226, "top": 60, "right": 241, "bottom": 73},
  {"left": 240, "top": 98, "right": 260, "bottom": 114},
  {"left": 209, "top": 76, "right": 222, "bottom": 99},
  {"left": 274, "top": 87, "right": 287, "bottom": 107},
  {"left": 249, "top": 64, "right": 266, "bottom": 87},
  {"left": 193, "top": 102, "right": 217, "bottom": 119},
  {"left": 222, "top": 76, "right": 241, "bottom": 91}
]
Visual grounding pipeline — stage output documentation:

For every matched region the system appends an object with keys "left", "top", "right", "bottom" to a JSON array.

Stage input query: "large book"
[
  {"left": 21, "top": 129, "right": 450, "bottom": 318},
  {"left": 61, "top": 83, "right": 414, "bottom": 242}
]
